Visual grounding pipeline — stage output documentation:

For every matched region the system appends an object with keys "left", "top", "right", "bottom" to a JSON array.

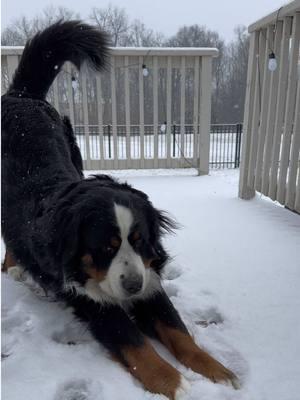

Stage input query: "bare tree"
[
  {"left": 127, "top": 20, "right": 164, "bottom": 47},
  {"left": 218, "top": 26, "right": 249, "bottom": 123},
  {"left": 166, "top": 25, "right": 227, "bottom": 123},
  {"left": 89, "top": 4, "right": 129, "bottom": 46},
  {"left": 1, "top": 6, "right": 80, "bottom": 45}
]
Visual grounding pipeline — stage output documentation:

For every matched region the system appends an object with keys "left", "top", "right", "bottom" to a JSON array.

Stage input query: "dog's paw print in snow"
[
  {"left": 194, "top": 306, "right": 224, "bottom": 327},
  {"left": 163, "top": 281, "right": 180, "bottom": 298},
  {"left": 162, "top": 263, "right": 185, "bottom": 297},
  {"left": 162, "top": 263, "right": 184, "bottom": 281},
  {"left": 54, "top": 380, "right": 90, "bottom": 400},
  {"left": 1, "top": 308, "right": 34, "bottom": 356},
  {"left": 52, "top": 321, "right": 93, "bottom": 346},
  {"left": 54, "top": 379, "right": 104, "bottom": 400}
]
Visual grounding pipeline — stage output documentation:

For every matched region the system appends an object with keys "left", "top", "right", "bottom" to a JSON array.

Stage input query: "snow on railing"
[
  {"left": 1, "top": 46, "right": 218, "bottom": 173},
  {"left": 239, "top": 0, "right": 300, "bottom": 213}
]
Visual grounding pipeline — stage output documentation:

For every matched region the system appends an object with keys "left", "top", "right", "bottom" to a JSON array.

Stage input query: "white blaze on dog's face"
[{"left": 99, "top": 204, "right": 148, "bottom": 300}]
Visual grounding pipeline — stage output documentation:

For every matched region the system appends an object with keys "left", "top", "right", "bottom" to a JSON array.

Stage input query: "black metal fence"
[
  {"left": 210, "top": 123, "right": 242, "bottom": 168},
  {"left": 75, "top": 123, "right": 243, "bottom": 169}
]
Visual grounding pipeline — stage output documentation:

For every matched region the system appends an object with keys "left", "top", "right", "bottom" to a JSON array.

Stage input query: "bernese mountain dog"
[{"left": 1, "top": 21, "right": 239, "bottom": 399}]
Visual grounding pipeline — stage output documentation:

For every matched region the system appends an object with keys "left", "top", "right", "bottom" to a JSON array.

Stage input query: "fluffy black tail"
[{"left": 9, "top": 20, "right": 109, "bottom": 99}]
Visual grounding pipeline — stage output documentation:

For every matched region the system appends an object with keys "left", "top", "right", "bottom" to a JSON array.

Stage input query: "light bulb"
[
  {"left": 71, "top": 77, "right": 79, "bottom": 90},
  {"left": 268, "top": 52, "right": 277, "bottom": 71},
  {"left": 160, "top": 123, "right": 167, "bottom": 133},
  {"left": 142, "top": 64, "right": 149, "bottom": 77}
]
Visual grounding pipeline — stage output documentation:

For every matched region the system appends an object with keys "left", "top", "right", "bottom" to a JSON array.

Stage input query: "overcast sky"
[{"left": 1, "top": 0, "right": 287, "bottom": 42}]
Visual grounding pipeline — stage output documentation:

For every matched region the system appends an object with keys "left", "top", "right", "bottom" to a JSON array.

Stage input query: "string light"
[
  {"left": 71, "top": 76, "right": 79, "bottom": 90},
  {"left": 264, "top": 6, "right": 282, "bottom": 73},
  {"left": 160, "top": 122, "right": 167, "bottom": 132},
  {"left": 142, "top": 64, "right": 149, "bottom": 77},
  {"left": 268, "top": 52, "right": 277, "bottom": 72}
]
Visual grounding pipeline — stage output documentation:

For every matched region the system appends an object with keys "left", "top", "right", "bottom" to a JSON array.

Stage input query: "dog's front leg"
[
  {"left": 131, "top": 290, "right": 240, "bottom": 389},
  {"left": 69, "top": 297, "right": 189, "bottom": 399}
]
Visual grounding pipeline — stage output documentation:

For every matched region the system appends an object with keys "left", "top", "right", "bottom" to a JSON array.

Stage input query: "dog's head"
[{"left": 47, "top": 178, "right": 176, "bottom": 303}]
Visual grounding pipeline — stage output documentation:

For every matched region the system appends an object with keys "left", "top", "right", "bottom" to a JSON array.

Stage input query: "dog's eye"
[
  {"left": 132, "top": 231, "right": 141, "bottom": 242},
  {"left": 110, "top": 236, "right": 121, "bottom": 248},
  {"left": 103, "top": 246, "right": 115, "bottom": 255}
]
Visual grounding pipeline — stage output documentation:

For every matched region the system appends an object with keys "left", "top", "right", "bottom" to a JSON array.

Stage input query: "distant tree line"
[{"left": 1, "top": 5, "right": 249, "bottom": 124}]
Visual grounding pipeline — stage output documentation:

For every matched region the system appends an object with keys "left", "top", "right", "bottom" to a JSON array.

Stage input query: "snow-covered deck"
[{"left": 2, "top": 170, "right": 300, "bottom": 400}]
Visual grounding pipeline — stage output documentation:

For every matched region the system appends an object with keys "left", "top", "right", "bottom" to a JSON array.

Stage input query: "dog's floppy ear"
[
  {"left": 146, "top": 208, "right": 178, "bottom": 269},
  {"left": 149, "top": 208, "right": 178, "bottom": 240}
]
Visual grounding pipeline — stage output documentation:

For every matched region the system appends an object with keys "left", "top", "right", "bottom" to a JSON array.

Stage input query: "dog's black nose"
[{"left": 121, "top": 273, "right": 143, "bottom": 295}]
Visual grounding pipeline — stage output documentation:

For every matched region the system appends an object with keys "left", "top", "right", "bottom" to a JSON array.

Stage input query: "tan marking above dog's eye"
[
  {"left": 110, "top": 236, "right": 121, "bottom": 248},
  {"left": 84, "top": 265, "right": 107, "bottom": 282},
  {"left": 132, "top": 231, "right": 141, "bottom": 242},
  {"left": 81, "top": 254, "right": 93, "bottom": 266}
]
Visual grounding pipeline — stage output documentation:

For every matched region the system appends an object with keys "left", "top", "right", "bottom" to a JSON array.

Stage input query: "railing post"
[
  {"left": 107, "top": 124, "right": 112, "bottom": 159},
  {"left": 199, "top": 56, "right": 213, "bottom": 175},
  {"left": 172, "top": 124, "right": 176, "bottom": 157},
  {"left": 239, "top": 31, "right": 258, "bottom": 199},
  {"left": 6, "top": 55, "right": 19, "bottom": 86},
  {"left": 234, "top": 123, "right": 242, "bottom": 168}
]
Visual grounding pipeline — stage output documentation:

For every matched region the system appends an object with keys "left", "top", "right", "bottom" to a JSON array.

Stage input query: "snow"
[{"left": 2, "top": 169, "right": 300, "bottom": 400}]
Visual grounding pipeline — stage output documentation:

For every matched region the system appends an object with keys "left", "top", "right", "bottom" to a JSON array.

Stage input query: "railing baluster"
[
  {"left": 53, "top": 76, "right": 60, "bottom": 112},
  {"left": 166, "top": 56, "right": 172, "bottom": 168},
  {"left": 96, "top": 73, "right": 105, "bottom": 169},
  {"left": 124, "top": 56, "right": 131, "bottom": 168},
  {"left": 6, "top": 54, "right": 18, "bottom": 85},
  {"left": 66, "top": 63, "right": 75, "bottom": 127},
  {"left": 199, "top": 56, "right": 213, "bottom": 175},
  {"left": 180, "top": 57, "right": 186, "bottom": 166},
  {"left": 81, "top": 64, "right": 91, "bottom": 169},
  {"left": 153, "top": 56, "right": 159, "bottom": 167},
  {"left": 110, "top": 56, "right": 118, "bottom": 169},
  {"left": 239, "top": 31, "right": 259, "bottom": 199},
  {"left": 247, "top": 30, "right": 266, "bottom": 187},
  {"left": 139, "top": 56, "right": 145, "bottom": 168},
  {"left": 277, "top": 12, "right": 300, "bottom": 204},
  {"left": 193, "top": 57, "right": 200, "bottom": 165}
]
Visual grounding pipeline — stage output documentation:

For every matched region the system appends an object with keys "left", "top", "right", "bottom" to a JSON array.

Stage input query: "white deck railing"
[
  {"left": 239, "top": 0, "right": 300, "bottom": 213},
  {"left": 1, "top": 46, "right": 218, "bottom": 172}
]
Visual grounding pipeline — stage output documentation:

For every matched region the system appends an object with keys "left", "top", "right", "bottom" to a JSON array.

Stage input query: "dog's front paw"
[
  {"left": 130, "top": 359, "right": 190, "bottom": 400},
  {"left": 183, "top": 349, "right": 240, "bottom": 389},
  {"left": 174, "top": 376, "right": 190, "bottom": 400},
  {"left": 7, "top": 266, "right": 26, "bottom": 281}
]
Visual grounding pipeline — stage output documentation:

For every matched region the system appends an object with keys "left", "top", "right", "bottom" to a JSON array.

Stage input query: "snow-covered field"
[{"left": 2, "top": 169, "right": 300, "bottom": 400}]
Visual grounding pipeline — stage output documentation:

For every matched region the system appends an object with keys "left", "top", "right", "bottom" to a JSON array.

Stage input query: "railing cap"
[
  {"left": 248, "top": 0, "right": 300, "bottom": 32},
  {"left": 1, "top": 46, "right": 219, "bottom": 57}
]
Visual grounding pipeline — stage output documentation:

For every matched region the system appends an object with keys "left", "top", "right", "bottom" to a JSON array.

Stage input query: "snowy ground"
[{"left": 2, "top": 170, "right": 300, "bottom": 400}]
